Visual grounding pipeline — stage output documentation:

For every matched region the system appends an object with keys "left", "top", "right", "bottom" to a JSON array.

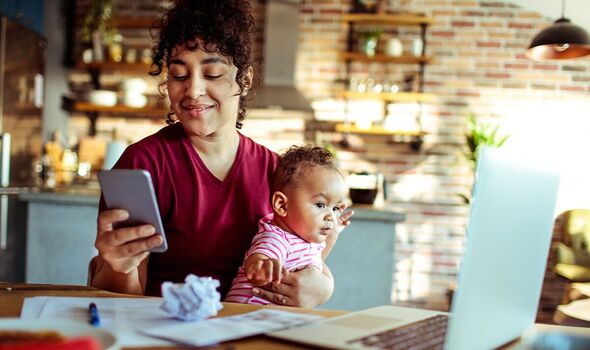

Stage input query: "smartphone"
[{"left": 98, "top": 169, "right": 168, "bottom": 253}]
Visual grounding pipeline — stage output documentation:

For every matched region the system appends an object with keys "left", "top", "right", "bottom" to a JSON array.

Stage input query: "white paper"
[
  {"left": 21, "top": 296, "right": 182, "bottom": 347},
  {"left": 140, "top": 309, "right": 324, "bottom": 347}
]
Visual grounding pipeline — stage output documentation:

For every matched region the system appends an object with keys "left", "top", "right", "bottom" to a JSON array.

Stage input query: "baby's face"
[{"left": 283, "top": 167, "right": 346, "bottom": 243}]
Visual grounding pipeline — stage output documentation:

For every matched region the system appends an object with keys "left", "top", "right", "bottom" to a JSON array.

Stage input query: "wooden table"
[{"left": 0, "top": 283, "right": 343, "bottom": 350}]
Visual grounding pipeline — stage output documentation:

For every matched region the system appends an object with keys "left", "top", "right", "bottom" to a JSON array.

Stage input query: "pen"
[{"left": 88, "top": 302, "right": 100, "bottom": 327}]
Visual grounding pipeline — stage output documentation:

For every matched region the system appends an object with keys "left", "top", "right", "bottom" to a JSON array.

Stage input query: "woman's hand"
[
  {"left": 252, "top": 265, "right": 332, "bottom": 308},
  {"left": 95, "top": 209, "right": 163, "bottom": 274}
]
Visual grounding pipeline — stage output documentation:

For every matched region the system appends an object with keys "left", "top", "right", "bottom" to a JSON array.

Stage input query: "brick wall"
[{"left": 294, "top": 0, "right": 590, "bottom": 313}]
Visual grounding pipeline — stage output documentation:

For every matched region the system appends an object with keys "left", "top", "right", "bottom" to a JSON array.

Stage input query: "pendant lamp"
[{"left": 526, "top": 0, "right": 590, "bottom": 61}]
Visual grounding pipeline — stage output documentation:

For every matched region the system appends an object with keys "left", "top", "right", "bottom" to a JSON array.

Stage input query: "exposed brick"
[
  {"left": 431, "top": 31, "right": 455, "bottom": 38},
  {"left": 533, "top": 64, "right": 558, "bottom": 71},
  {"left": 486, "top": 72, "right": 511, "bottom": 79},
  {"left": 531, "top": 84, "right": 556, "bottom": 90},
  {"left": 480, "top": 21, "right": 504, "bottom": 28},
  {"left": 518, "top": 12, "right": 543, "bottom": 19},
  {"left": 560, "top": 85, "right": 585, "bottom": 92},
  {"left": 489, "top": 11, "right": 515, "bottom": 18},
  {"left": 451, "top": 1, "right": 477, "bottom": 6},
  {"left": 505, "top": 63, "right": 529, "bottom": 70},
  {"left": 433, "top": 10, "right": 457, "bottom": 17},
  {"left": 562, "top": 65, "right": 587, "bottom": 72},
  {"left": 477, "top": 41, "right": 501, "bottom": 48},
  {"left": 501, "top": 82, "right": 527, "bottom": 89},
  {"left": 488, "top": 31, "right": 513, "bottom": 39},
  {"left": 451, "top": 21, "right": 475, "bottom": 27},
  {"left": 508, "top": 22, "right": 533, "bottom": 29},
  {"left": 461, "top": 10, "right": 485, "bottom": 17},
  {"left": 480, "top": 1, "right": 505, "bottom": 7},
  {"left": 457, "top": 91, "right": 480, "bottom": 97}
]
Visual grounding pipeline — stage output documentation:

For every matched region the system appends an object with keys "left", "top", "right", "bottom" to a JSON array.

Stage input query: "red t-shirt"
[{"left": 100, "top": 123, "right": 278, "bottom": 297}]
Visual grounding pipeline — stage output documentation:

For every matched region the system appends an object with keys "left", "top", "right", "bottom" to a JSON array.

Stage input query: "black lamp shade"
[{"left": 526, "top": 18, "right": 590, "bottom": 61}]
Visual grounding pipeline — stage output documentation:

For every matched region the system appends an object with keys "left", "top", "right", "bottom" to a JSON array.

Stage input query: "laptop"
[{"left": 268, "top": 148, "right": 561, "bottom": 350}]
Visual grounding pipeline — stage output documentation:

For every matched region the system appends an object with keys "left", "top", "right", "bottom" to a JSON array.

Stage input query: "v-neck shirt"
[{"left": 101, "top": 123, "right": 278, "bottom": 297}]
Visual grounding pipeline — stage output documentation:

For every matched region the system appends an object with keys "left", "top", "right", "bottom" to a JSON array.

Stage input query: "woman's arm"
[
  {"left": 92, "top": 256, "right": 148, "bottom": 295},
  {"left": 252, "top": 263, "right": 334, "bottom": 307},
  {"left": 91, "top": 208, "right": 162, "bottom": 294}
]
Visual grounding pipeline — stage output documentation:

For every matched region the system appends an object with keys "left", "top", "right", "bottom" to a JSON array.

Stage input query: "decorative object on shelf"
[
  {"left": 385, "top": 37, "right": 403, "bottom": 57},
  {"left": 107, "top": 33, "right": 124, "bottom": 63},
  {"left": 351, "top": 0, "right": 379, "bottom": 14},
  {"left": 357, "top": 28, "right": 383, "bottom": 57},
  {"left": 121, "top": 78, "right": 148, "bottom": 108},
  {"left": 141, "top": 48, "right": 153, "bottom": 64},
  {"left": 80, "top": 0, "right": 120, "bottom": 63},
  {"left": 526, "top": 0, "right": 590, "bottom": 61},
  {"left": 125, "top": 48, "right": 138, "bottom": 63},
  {"left": 346, "top": 172, "right": 386, "bottom": 205},
  {"left": 88, "top": 89, "right": 118, "bottom": 107},
  {"left": 411, "top": 38, "right": 424, "bottom": 57}
]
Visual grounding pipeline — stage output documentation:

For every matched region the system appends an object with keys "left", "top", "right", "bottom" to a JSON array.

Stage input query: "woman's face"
[{"left": 166, "top": 45, "right": 251, "bottom": 138}]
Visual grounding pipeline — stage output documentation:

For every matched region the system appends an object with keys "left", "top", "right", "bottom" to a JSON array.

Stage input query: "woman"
[{"left": 91, "top": 0, "right": 352, "bottom": 308}]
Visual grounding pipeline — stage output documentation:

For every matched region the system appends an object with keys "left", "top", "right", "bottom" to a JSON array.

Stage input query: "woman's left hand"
[{"left": 252, "top": 266, "right": 330, "bottom": 308}]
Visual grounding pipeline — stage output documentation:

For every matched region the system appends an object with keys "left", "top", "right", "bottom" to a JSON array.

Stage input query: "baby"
[{"left": 225, "top": 145, "right": 346, "bottom": 305}]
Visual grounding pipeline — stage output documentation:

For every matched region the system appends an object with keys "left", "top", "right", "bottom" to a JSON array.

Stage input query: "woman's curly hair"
[
  {"left": 271, "top": 146, "right": 340, "bottom": 193},
  {"left": 149, "top": 0, "right": 256, "bottom": 128}
]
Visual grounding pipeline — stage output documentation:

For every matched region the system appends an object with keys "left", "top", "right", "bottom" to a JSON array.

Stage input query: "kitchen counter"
[
  {"left": 350, "top": 203, "right": 406, "bottom": 222},
  {"left": 17, "top": 186, "right": 406, "bottom": 303}
]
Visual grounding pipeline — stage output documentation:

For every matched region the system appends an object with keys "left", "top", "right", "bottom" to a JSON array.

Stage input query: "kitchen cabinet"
[
  {"left": 0, "top": 0, "right": 44, "bottom": 34},
  {"left": 20, "top": 191, "right": 99, "bottom": 285},
  {"left": 320, "top": 206, "right": 405, "bottom": 311},
  {"left": 310, "top": 13, "right": 435, "bottom": 150}
]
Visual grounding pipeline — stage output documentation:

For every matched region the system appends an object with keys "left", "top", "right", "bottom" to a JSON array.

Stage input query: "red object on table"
[{"left": 0, "top": 336, "right": 101, "bottom": 350}]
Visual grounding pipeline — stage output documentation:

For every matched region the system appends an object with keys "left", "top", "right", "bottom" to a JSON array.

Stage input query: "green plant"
[
  {"left": 80, "top": 0, "right": 119, "bottom": 45},
  {"left": 459, "top": 114, "right": 509, "bottom": 204},
  {"left": 465, "top": 113, "right": 509, "bottom": 169}
]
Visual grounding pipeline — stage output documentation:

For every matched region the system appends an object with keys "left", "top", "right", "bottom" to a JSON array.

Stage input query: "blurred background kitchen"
[{"left": 2, "top": 0, "right": 590, "bottom": 324}]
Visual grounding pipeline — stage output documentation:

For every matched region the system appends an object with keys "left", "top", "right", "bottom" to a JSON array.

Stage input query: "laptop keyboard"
[{"left": 347, "top": 314, "right": 449, "bottom": 350}]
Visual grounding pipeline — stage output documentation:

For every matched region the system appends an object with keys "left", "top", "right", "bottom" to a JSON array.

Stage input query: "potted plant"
[
  {"left": 80, "top": 0, "right": 120, "bottom": 62},
  {"left": 459, "top": 113, "right": 510, "bottom": 204},
  {"left": 357, "top": 28, "right": 383, "bottom": 57}
]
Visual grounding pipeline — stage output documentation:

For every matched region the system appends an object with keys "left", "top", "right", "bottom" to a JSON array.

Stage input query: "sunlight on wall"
[{"left": 493, "top": 97, "right": 590, "bottom": 215}]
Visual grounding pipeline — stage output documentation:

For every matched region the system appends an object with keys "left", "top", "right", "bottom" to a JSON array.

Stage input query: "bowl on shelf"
[
  {"left": 346, "top": 172, "right": 385, "bottom": 205},
  {"left": 88, "top": 90, "right": 118, "bottom": 107}
]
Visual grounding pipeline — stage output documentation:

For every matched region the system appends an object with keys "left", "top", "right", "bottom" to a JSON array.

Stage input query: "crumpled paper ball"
[{"left": 160, "top": 274, "right": 223, "bottom": 321}]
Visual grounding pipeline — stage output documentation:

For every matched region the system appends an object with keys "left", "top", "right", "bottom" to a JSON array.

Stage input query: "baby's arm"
[{"left": 244, "top": 253, "right": 283, "bottom": 286}]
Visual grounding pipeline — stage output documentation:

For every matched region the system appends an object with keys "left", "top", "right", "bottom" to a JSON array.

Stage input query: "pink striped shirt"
[{"left": 225, "top": 213, "right": 325, "bottom": 305}]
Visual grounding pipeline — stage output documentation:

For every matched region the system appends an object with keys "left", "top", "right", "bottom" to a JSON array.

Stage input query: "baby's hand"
[{"left": 245, "top": 255, "right": 283, "bottom": 286}]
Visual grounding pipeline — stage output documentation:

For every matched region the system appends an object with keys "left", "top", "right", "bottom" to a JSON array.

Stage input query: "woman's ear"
[
  {"left": 272, "top": 191, "right": 288, "bottom": 217},
  {"left": 241, "top": 66, "right": 254, "bottom": 96}
]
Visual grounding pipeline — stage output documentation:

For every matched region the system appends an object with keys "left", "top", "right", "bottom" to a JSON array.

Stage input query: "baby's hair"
[{"left": 271, "top": 145, "right": 339, "bottom": 193}]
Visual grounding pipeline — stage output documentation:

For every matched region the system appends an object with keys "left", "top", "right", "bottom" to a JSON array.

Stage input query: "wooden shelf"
[
  {"left": 306, "top": 120, "right": 424, "bottom": 137},
  {"left": 340, "top": 91, "right": 435, "bottom": 102},
  {"left": 335, "top": 124, "right": 425, "bottom": 136},
  {"left": 76, "top": 62, "right": 152, "bottom": 72},
  {"left": 71, "top": 102, "right": 167, "bottom": 118},
  {"left": 111, "top": 17, "right": 158, "bottom": 29},
  {"left": 342, "top": 13, "right": 435, "bottom": 26},
  {"left": 341, "top": 52, "right": 431, "bottom": 64}
]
